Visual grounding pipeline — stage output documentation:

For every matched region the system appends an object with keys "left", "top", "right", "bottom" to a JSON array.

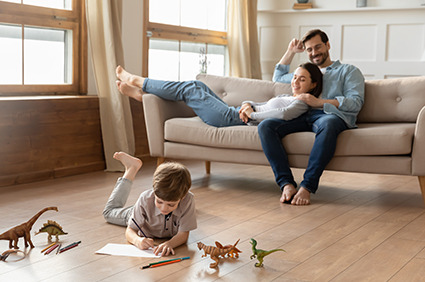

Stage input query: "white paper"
[{"left": 95, "top": 243, "right": 160, "bottom": 258}]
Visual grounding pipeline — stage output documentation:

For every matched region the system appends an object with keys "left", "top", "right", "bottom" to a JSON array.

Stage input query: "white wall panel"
[
  {"left": 387, "top": 24, "right": 425, "bottom": 61},
  {"left": 342, "top": 25, "right": 377, "bottom": 62},
  {"left": 258, "top": 4, "right": 425, "bottom": 80}
]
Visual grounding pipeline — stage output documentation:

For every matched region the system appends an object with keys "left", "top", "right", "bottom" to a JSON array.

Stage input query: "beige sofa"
[{"left": 142, "top": 74, "right": 425, "bottom": 204}]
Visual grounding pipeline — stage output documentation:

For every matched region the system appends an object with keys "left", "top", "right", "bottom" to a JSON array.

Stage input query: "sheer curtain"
[
  {"left": 227, "top": 0, "right": 262, "bottom": 79},
  {"left": 86, "top": 0, "right": 135, "bottom": 171}
]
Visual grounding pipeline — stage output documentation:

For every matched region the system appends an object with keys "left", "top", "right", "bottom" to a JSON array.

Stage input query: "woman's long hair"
[{"left": 299, "top": 62, "right": 323, "bottom": 98}]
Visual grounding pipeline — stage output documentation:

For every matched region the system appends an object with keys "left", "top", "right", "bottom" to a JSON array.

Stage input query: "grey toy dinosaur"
[{"left": 249, "top": 238, "right": 285, "bottom": 267}]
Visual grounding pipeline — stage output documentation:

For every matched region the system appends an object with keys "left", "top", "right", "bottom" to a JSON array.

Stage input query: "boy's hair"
[
  {"left": 152, "top": 162, "right": 191, "bottom": 202},
  {"left": 301, "top": 29, "right": 329, "bottom": 46}
]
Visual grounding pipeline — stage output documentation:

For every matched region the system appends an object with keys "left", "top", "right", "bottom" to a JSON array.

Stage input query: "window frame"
[
  {"left": 142, "top": 1, "right": 227, "bottom": 77},
  {"left": 0, "top": 0, "right": 87, "bottom": 95}
]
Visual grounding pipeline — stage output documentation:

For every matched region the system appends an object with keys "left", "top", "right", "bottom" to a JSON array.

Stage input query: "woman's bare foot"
[
  {"left": 116, "top": 80, "right": 144, "bottom": 102},
  {"left": 116, "top": 65, "right": 145, "bottom": 88},
  {"left": 113, "top": 152, "right": 143, "bottom": 181},
  {"left": 291, "top": 187, "right": 311, "bottom": 205},
  {"left": 280, "top": 184, "right": 297, "bottom": 203}
]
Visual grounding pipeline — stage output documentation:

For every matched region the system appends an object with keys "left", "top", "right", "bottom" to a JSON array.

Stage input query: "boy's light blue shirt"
[{"left": 273, "top": 60, "right": 365, "bottom": 128}]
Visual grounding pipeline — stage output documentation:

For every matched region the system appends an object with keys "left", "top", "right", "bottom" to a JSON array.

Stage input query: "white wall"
[{"left": 258, "top": 0, "right": 425, "bottom": 80}]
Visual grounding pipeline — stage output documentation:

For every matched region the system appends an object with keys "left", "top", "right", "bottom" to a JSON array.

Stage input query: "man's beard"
[{"left": 310, "top": 51, "right": 329, "bottom": 66}]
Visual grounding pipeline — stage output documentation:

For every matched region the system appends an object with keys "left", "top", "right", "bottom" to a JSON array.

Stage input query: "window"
[
  {"left": 143, "top": 0, "right": 228, "bottom": 80},
  {"left": 0, "top": 0, "right": 86, "bottom": 95}
]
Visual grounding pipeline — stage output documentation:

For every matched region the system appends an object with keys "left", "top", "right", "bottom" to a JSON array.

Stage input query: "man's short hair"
[
  {"left": 153, "top": 162, "right": 191, "bottom": 202},
  {"left": 301, "top": 29, "right": 329, "bottom": 45}
]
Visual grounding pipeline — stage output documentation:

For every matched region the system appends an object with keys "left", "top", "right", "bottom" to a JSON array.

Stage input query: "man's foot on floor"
[
  {"left": 280, "top": 184, "right": 297, "bottom": 203},
  {"left": 291, "top": 187, "right": 311, "bottom": 205}
]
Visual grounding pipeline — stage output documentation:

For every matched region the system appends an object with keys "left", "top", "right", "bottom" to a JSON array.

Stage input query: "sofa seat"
[{"left": 165, "top": 117, "right": 415, "bottom": 156}]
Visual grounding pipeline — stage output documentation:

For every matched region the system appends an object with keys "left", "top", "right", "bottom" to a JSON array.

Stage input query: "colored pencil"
[
  {"left": 44, "top": 244, "right": 59, "bottom": 255},
  {"left": 141, "top": 256, "right": 190, "bottom": 269},
  {"left": 58, "top": 241, "right": 81, "bottom": 253},
  {"left": 59, "top": 242, "right": 81, "bottom": 254},
  {"left": 56, "top": 243, "right": 62, "bottom": 255},
  {"left": 131, "top": 218, "right": 148, "bottom": 238},
  {"left": 41, "top": 242, "right": 56, "bottom": 253}
]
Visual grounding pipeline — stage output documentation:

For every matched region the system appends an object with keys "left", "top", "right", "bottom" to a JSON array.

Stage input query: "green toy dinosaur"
[
  {"left": 249, "top": 238, "right": 285, "bottom": 267},
  {"left": 35, "top": 220, "right": 68, "bottom": 242}
]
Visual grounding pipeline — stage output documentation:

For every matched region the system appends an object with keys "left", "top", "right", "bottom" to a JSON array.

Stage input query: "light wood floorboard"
[{"left": 1, "top": 159, "right": 424, "bottom": 281}]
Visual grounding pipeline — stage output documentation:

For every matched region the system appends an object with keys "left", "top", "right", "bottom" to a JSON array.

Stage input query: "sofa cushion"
[
  {"left": 196, "top": 73, "right": 293, "bottom": 107},
  {"left": 164, "top": 117, "right": 415, "bottom": 156},
  {"left": 358, "top": 76, "right": 425, "bottom": 123}
]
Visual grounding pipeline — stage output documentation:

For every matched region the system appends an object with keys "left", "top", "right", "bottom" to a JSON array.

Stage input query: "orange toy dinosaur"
[
  {"left": 197, "top": 239, "right": 241, "bottom": 268},
  {"left": 0, "top": 207, "right": 58, "bottom": 249},
  {"left": 216, "top": 239, "right": 242, "bottom": 258}
]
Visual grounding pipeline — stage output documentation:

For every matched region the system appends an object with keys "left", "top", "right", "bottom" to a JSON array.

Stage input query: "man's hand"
[
  {"left": 296, "top": 94, "right": 340, "bottom": 108},
  {"left": 288, "top": 38, "right": 304, "bottom": 54}
]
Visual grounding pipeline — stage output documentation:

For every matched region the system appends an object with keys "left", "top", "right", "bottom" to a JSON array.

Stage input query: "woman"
[{"left": 116, "top": 63, "right": 322, "bottom": 127}]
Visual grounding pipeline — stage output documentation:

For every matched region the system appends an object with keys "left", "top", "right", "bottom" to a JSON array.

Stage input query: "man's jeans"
[{"left": 258, "top": 110, "right": 348, "bottom": 193}]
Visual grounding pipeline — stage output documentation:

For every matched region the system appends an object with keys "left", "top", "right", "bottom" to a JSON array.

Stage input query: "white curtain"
[
  {"left": 227, "top": 0, "right": 262, "bottom": 79},
  {"left": 86, "top": 0, "right": 135, "bottom": 171}
]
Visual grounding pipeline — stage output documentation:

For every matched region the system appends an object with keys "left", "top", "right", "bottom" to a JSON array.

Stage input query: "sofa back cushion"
[
  {"left": 357, "top": 76, "right": 425, "bottom": 123},
  {"left": 196, "top": 74, "right": 292, "bottom": 107},
  {"left": 197, "top": 74, "right": 425, "bottom": 123}
]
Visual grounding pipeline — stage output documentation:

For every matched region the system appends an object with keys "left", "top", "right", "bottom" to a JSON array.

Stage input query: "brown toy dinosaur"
[
  {"left": 197, "top": 239, "right": 241, "bottom": 268},
  {"left": 0, "top": 207, "right": 58, "bottom": 249}
]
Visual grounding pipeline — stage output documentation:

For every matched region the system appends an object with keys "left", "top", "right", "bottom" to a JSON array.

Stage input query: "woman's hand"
[
  {"left": 239, "top": 103, "right": 253, "bottom": 123},
  {"left": 153, "top": 241, "right": 175, "bottom": 256}
]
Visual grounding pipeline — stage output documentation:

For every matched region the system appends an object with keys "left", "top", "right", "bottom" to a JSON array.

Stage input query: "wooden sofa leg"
[
  {"left": 157, "top": 157, "right": 165, "bottom": 167},
  {"left": 205, "top": 161, "right": 211, "bottom": 174},
  {"left": 419, "top": 176, "right": 425, "bottom": 206}
]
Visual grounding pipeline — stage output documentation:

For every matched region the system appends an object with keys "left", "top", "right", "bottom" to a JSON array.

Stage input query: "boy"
[{"left": 103, "top": 152, "right": 197, "bottom": 256}]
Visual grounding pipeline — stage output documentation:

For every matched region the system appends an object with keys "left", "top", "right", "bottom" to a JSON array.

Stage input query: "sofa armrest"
[
  {"left": 142, "top": 94, "right": 195, "bottom": 157},
  {"left": 412, "top": 106, "right": 425, "bottom": 175}
]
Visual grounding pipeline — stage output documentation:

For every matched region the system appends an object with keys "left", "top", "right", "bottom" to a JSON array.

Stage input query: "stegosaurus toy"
[{"left": 35, "top": 220, "right": 68, "bottom": 242}]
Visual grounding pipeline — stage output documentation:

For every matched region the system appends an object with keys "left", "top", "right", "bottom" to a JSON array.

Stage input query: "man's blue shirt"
[{"left": 273, "top": 60, "right": 365, "bottom": 128}]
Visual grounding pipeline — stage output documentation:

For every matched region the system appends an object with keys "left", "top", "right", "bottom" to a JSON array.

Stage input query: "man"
[{"left": 258, "top": 29, "right": 364, "bottom": 205}]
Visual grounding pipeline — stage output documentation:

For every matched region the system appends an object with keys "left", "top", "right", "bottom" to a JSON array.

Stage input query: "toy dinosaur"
[
  {"left": 249, "top": 238, "right": 285, "bottom": 267},
  {"left": 197, "top": 239, "right": 241, "bottom": 268},
  {"left": 0, "top": 207, "right": 58, "bottom": 249},
  {"left": 216, "top": 239, "right": 242, "bottom": 258},
  {"left": 35, "top": 220, "right": 68, "bottom": 242}
]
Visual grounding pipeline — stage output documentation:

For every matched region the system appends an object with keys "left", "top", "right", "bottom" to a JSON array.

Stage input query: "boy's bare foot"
[
  {"left": 116, "top": 65, "right": 145, "bottom": 88},
  {"left": 113, "top": 152, "right": 143, "bottom": 181},
  {"left": 291, "top": 187, "right": 311, "bottom": 205},
  {"left": 116, "top": 80, "right": 144, "bottom": 102},
  {"left": 280, "top": 184, "right": 297, "bottom": 203}
]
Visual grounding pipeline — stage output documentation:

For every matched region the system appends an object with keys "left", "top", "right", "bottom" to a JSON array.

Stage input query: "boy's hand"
[
  {"left": 153, "top": 242, "right": 175, "bottom": 256},
  {"left": 135, "top": 237, "right": 155, "bottom": 250}
]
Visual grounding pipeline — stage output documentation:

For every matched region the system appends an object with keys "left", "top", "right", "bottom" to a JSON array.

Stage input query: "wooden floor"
[{"left": 1, "top": 159, "right": 425, "bottom": 282}]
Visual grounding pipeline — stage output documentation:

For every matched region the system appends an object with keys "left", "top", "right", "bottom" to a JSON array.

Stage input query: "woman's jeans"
[
  {"left": 142, "top": 78, "right": 245, "bottom": 127},
  {"left": 258, "top": 110, "right": 348, "bottom": 193}
]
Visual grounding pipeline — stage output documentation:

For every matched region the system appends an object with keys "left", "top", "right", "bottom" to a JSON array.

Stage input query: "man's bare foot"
[
  {"left": 291, "top": 187, "right": 311, "bottom": 205},
  {"left": 116, "top": 65, "right": 145, "bottom": 88},
  {"left": 116, "top": 80, "right": 144, "bottom": 102},
  {"left": 280, "top": 184, "right": 297, "bottom": 203},
  {"left": 113, "top": 152, "right": 143, "bottom": 181}
]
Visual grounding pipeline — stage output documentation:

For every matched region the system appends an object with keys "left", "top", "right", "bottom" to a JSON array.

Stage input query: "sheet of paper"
[{"left": 95, "top": 243, "right": 160, "bottom": 258}]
